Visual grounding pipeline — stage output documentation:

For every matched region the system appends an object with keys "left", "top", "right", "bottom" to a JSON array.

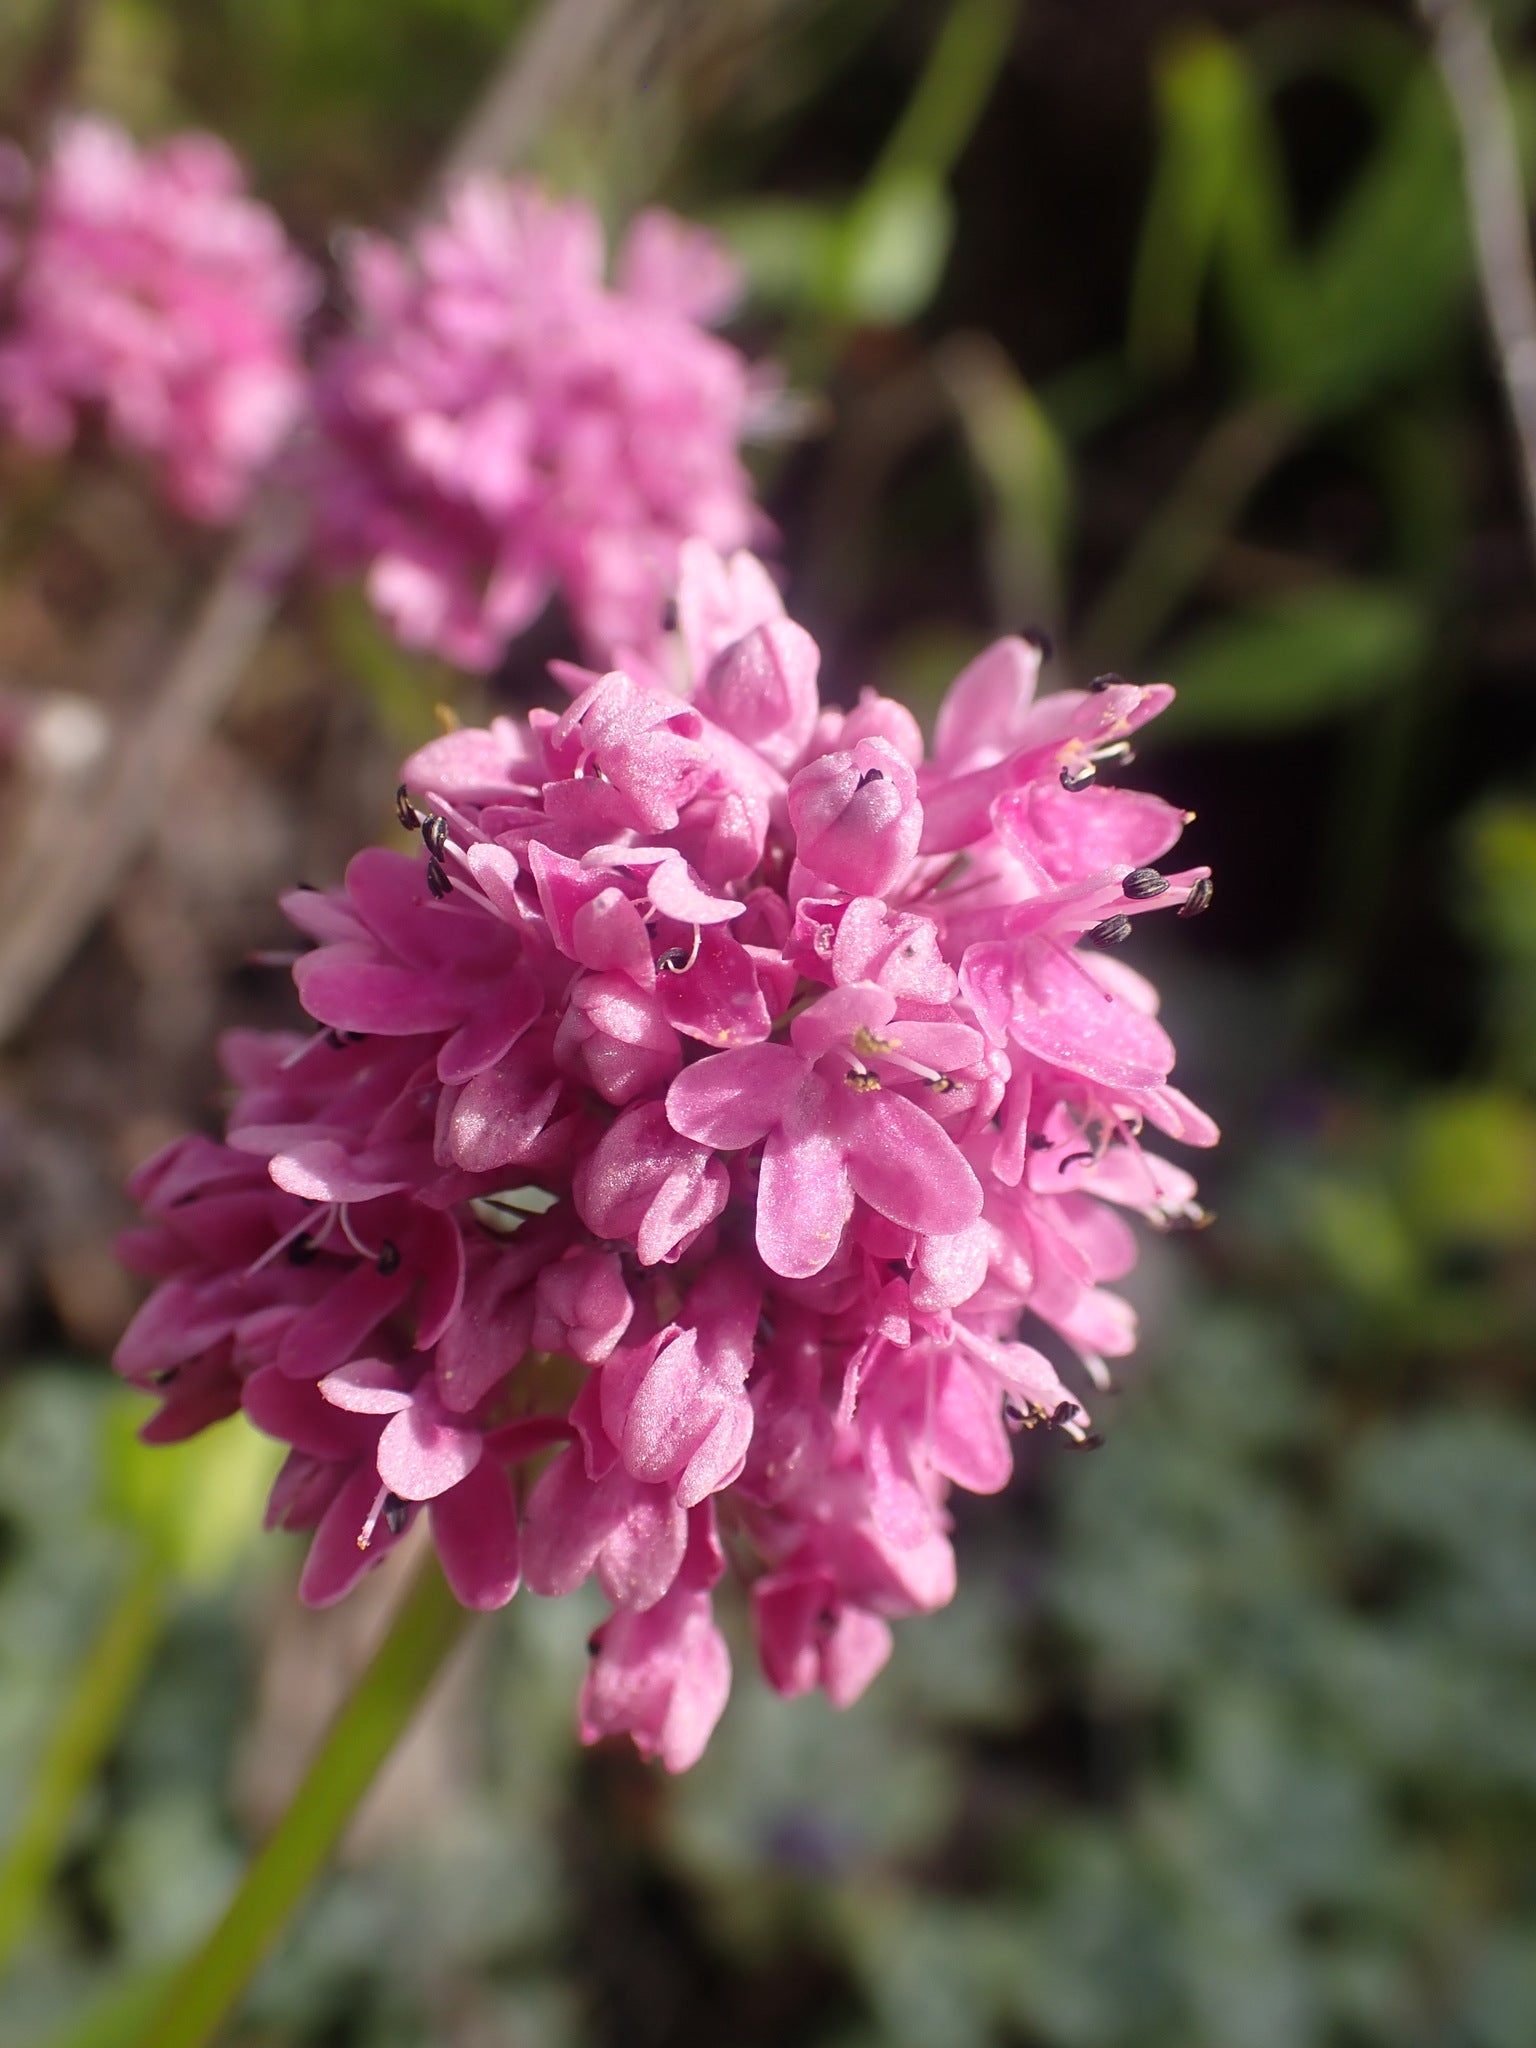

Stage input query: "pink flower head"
[
  {"left": 308, "top": 178, "right": 770, "bottom": 671},
  {"left": 0, "top": 117, "right": 313, "bottom": 521},
  {"left": 115, "top": 547, "right": 1214, "bottom": 1770}
]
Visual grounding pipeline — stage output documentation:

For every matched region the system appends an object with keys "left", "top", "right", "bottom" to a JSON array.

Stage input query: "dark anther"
[
  {"left": 426, "top": 857, "right": 452, "bottom": 898},
  {"left": 287, "top": 1232, "right": 318, "bottom": 1266},
  {"left": 1078, "top": 1432, "right": 1106, "bottom": 1451},
  {"left": 293, "top": 880, "right": 319, "bottom": 891},
  {"left": 844, "top": 1070, "right": 882, "bottom": 1092},
  {"left": 324, "top": 1027, "right": 366, "bottom": 1049},
  {"left": 856, "top": 767, "right": 886, "bottom": 789},
  {"left": 1028, "top": 1132, "right": 1053, "bottom": 1150},
  {"left": 661, "top": 595, "right": 680, "bottom": 632},
  {"left": 1049, "top": 1401, "right": 1081, "bottom": 1429},
  {"left": 421, "top": 814, "right": 447, "bottom": 858},
  {"left": 147, "top": 1366, "right": 180, "bottom": 1387},
  {"left": 1088, "top": 671, "right": 1125, "bottom": 693},
  {"left": 1087, "top": 915, "right": 1133, "bottom": 946},
  {"left": 1020, "top": 625, "right": 1055, "bottom": 660},
  {"left": 657, "top": 946, "right": 692, "bottom": 973},
  {"left": 1123, "top": 867, "right": 1169, "bottom": 900},
  {"left": 1058, "top": 1148, "right": 1095, "bottom": 1174},
  {"left": 1003, "top": 1395, "right": 1030, "bottom": 1432},
  {"left": 586, "top": 1632, "right": 603, "bottom": 1657},
  {"left": 1060, "top": 761, "right": 1096, "bottom": 792},
  {"left": 376, "top": 1239, "right": 402, "bottom": 1276},
  {"left": 382, "top": 1494, "right": 410, "bottom": 1537},
  {"left": 395, "top": 785, "right": 420, "bottom": 830},
  {"left": 927, "top": 1074, "right": 957, "bottom": 1093},
  {"left": 1178, "top": 875, "right": 1213, "bottom": 918}
]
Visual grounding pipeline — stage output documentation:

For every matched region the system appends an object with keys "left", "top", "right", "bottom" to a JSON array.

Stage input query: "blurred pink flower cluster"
[
  {"left": 115, "top": 542, "right": 1214, "bottom": 1770},
  {"left": 0, "top": 118, "right": 766, "bottom": 669},
  {"left": 308, "top": 181, "right": 767, "bottom": 669},
  {"left": 0, "top": 117, "right": 314, "bottom": 522}
]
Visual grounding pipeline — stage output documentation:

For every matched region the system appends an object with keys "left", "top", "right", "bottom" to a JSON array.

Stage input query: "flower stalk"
[
  {"left": 0, "top": 1550, "right": 166, "bottom": 1978},
  {"left": 134, "top": 1550, "right": 475, "bottom": 2048}
]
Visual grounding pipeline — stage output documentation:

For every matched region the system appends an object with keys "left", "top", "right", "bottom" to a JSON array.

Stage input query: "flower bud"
[{"left": 786, "top": 736, "right": 923, "bottom": 896}]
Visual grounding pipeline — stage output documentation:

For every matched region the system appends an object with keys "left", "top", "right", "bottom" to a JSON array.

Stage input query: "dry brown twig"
[
  {"left": 0, "top": 0, "right": 679, "bottom": 1048},
  {"left": 1423, "top": 0, "right": 1536, "bottom": 572}
]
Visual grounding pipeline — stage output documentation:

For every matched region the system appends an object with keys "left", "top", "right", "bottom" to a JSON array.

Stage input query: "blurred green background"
[{"left": 4, "top": 0, "right": 1536, "bottom": 2043}]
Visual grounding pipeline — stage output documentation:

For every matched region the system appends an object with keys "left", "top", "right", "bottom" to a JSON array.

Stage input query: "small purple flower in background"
[
  {"left": 116, "top": 541, "right": 1215, "bottom": 1771},
  {"left": 0, "top": 117, "right": 314, "bottom": 522},
  {"left": 307, "top": 179, "right": 770, "bottom": 671}
]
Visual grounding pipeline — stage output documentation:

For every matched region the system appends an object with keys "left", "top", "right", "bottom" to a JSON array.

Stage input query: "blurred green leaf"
[
  {"left": 1464, "top": 799, "right": 1536, "bottom": 963},
  {"left": 937, "top": 332, "right": 1071, "bottom": 625},
  {"left": 1399, "top": 1089, "right": 1536, "bottom": 1248},
  {"left": 1259, "top": 72, "right": 1467, "bottom": 416},
  {"left": 715, "top": 197, "right": 847, "bottom": 313},
  {"left": 872, "top": 0, "right": 1018, "bottom": 189},
  {"left": 102, "top": 1397, "right": 279, "bottom": 1588},
  {"left": 1303, "top": 1174, "right": 1419, "bottom": 1309},
  {"left": 1129, "top": 31, "right": 1290, "bottom": 381},
  {"left": 833, "top": 168, "right": 954, "bottom": 326},
  {"left": 1162, "top": 582, "right": 1426, "bottom": 735}
]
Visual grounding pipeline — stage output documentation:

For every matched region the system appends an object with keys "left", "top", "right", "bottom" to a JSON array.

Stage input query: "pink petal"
[
  {"left": 431, "top": 1458, "right": 521, "bottom": 1608},
  {"left": 842, "top": 1090, "right": 982, "bottom": 1237},
  {"left": 664, "top": 1042, "right": 801, "bottom": 1149},
  {"left": 376, "top": 1404, "right": 483, "bottom": 1501},
  {"left": 756, "top": 1124, "right": 853, "bottom": 1278}
]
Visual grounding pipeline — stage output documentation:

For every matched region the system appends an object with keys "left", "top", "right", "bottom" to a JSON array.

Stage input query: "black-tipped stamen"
[
  {"left": 376, "top": 1240, "right": 402, "bottom": 1276},
  {"left": 1021, "top": 625, "right": 1055, "bottom": 660},
  {"left": 1122, "top": 867, "right": 1169, "bottom": 900},
  {"left": 421, "top": 814, "right": 448, "bottom": 859},
  {"left": 382, "top": 1494, "right": 410, "bottom": 1537},
  {"left": 287, "top": 1232, "right": 318, "bottom": 1266},
  {"left": 1087, "top": 915, "right": 1133, "bottom": 947},
  {"left": 1178, "top": 875, "right": 1213, "bottom": 917},
  {"left": 426, "top": 857, "right": 452, "bottom": 898},
  {"left": 1087, "top": 671, "right": 1124, "bottom": 693},
  {"left": 856, "top": 767, "right": 885, "bottom": 789},
  {"left": 1060, "top": 761, "right": 1096, "bottom": 792},
  {"left": 396, "top": 784, "right": 420, "bottom": 830},
  {"left": 658, "top": 923, "right": 703, "bottom": 974},
  {"left": 844, "top": 1070, "right": 882, "bottom": 1092}
]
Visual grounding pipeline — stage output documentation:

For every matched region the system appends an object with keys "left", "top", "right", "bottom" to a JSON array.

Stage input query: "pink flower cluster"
[
  {"left": 0, "top": 117, "right": 314, "bottom": 523},
  {"left": 114, "top": 543, "right": 1215, "bottom": 1771},
  {"left": 308, "top": 179, "right": 765, "bottom": 670}
]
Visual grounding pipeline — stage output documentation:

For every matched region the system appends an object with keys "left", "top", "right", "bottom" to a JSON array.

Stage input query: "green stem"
[
  {"left": 0, "top": 1549, "right": 165, "bottom": 1977},
  {"left": 134, "top": 1550, "right": 476, "bottom": 2048}
]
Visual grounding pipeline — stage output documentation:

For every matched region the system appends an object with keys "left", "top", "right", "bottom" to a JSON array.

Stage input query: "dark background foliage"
[{"left": 2, "top": 1, "right": 1535, "bottom": 2043}]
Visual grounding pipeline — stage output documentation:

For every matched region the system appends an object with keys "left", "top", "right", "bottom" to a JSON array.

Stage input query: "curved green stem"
[
  {"left": 0, "top": 1549, "right": 165, "bottom": 1978},
  {"left": 134, "top": 1550, "right": 476, "bottom": 2048}
]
